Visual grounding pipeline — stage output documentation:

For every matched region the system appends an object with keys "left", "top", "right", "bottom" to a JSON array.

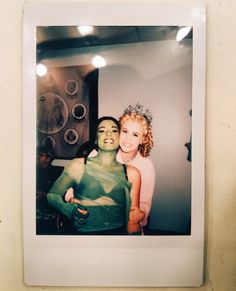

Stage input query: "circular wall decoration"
[
  {"left": 37, "top": 92, "right": 69, "bottom": 134},
  {"left": 42, "top": 136, "right": 56, "bottom": 150},
  {"left": 64, "top": 79, "right": 79, "bottom": 96},
  {"left": 72, "top": 103, "right": 87, "bottom": 121},
  {"left": 64, "top": 129, "right": 79, "bottom": 145}
]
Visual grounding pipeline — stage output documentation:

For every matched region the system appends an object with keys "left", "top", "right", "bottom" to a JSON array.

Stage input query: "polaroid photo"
[{"left": 23, "top": 1, "right": 206, "bottom": 287}]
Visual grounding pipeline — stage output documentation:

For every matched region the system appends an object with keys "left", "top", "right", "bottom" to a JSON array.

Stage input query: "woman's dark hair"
[
  {"left": 76, "top": 116, "right": 120, "bottom": 158},
  {"left": 75, "top": 140, "right": 96, "bottom": 158},
  {"left": 96, "top": 116, "right": 120, "bottom": 130}
]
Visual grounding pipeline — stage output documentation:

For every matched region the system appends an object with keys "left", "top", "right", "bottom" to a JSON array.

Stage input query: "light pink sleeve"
[{"left": 139, "top": 159, "right": 155, "bottom": 226}]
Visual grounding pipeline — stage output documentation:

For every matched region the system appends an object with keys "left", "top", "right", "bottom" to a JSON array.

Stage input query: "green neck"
[{"left": 94, "top": 149, "right": 118, "bottom": 167}]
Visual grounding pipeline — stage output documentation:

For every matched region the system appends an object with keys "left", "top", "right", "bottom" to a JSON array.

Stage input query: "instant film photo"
[{"left": 23, "top": 1, "right": 205, "bottom": 287}]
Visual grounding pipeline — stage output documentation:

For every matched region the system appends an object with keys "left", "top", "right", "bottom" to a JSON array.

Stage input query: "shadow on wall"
[{"left": 146, "top": 66, "right": 192, "bottom": 235}]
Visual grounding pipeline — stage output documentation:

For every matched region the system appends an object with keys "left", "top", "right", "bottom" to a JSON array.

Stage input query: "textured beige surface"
[{"left": 0, "top": 0, "right": 236, "bottom": 290}]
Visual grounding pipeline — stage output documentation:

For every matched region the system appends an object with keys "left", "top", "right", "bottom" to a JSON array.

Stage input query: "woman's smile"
[
  {"left": 104, "top": 138, "right": 114, "bottom": 144},
  {"left": 121, "top": 142, "right": 132, "bottom": 147},
  {"left": 119, "top": 120, "right": 144, "bottom": 153},
  {"left": 97, "top": 119, "right": 119, "bottom": 150}
]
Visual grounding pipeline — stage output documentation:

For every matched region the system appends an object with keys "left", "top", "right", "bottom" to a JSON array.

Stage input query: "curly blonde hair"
[{"left": 119, "top": 113, "right": 154, "bottom": 157}]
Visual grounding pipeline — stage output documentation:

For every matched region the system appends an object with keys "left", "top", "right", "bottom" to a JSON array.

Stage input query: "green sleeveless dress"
[
  {"left": 48, "top": 158, "right": 131, "bottom": 233},
  {"left": 74, "top": 160, "right": 131, "bottom": 232}
]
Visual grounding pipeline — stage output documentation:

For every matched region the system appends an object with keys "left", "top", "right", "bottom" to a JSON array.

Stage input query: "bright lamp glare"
[
  {"left": 77, "top": 26, "right": 94, "bottom": 36},
  {"left": 92, "top": 55, "right": 106, "bottom": 68},
  {"left": 176, "top": 26, "right": 192, "bottom": 42},
  {"left": 36, "top": 63, "right": 47, "bottom": 77}
]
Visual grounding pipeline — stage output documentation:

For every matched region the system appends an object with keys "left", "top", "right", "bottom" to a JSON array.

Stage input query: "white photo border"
[{"left": 23, "top": 1, "right": 205, "bottom": 287}]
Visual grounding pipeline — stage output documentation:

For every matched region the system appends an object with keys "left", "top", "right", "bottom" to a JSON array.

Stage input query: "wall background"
[{"left": 0, "top": 0, "right": 235, "bottom": 290}]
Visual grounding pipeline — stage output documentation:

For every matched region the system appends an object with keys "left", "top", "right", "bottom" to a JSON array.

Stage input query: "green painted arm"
[{"left": 47, "top": 170, "right": 77, "bottom": 219}]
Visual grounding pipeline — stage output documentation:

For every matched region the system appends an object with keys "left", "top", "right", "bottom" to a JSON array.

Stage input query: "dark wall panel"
[{"left": 37, "top": 65, "right": 98, "bottom": 159}]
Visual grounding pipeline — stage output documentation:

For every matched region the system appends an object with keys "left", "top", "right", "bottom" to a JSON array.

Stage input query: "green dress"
[{"left": 47, "top": 157, "right": 131, "bottom": 233}]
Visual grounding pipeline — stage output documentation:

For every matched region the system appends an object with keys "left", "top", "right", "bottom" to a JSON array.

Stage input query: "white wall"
[{"left": 97, "top": 40, "right": 192, "bottom": 232}]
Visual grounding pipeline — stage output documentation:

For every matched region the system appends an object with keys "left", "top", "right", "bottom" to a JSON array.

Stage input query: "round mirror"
[{"left": 72, "top": 103, "right": 87, "bottom": 121}]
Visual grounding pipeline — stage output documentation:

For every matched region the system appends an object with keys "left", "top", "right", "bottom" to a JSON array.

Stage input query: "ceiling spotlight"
[
  {"left": 92, "top": 55, "right": 106, "bottom": 68},
  {"left": 36, "top": 63, "right": 47, "bottom": 77},
  {"left": 176, "top": 26, "right": 192, "bottom": 42},
  {"left": 77, "top": 26, "right": 94, "bottom": 36}
]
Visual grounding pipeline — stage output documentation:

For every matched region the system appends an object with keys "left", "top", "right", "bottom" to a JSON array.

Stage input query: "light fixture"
[
  {"left": 36, "top": 63, "right": 47, "bottom": 77},
  {"left": 92, "top": 55, "right": 106, "bottom": 68},
  {"left": 77, "top": 26, "right": 94, "bottom": 36},
  {"left": 176, "top": 26, "right": 192, "bottom": 42}
]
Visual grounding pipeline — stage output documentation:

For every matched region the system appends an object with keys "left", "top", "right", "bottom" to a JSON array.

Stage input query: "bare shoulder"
[
  {"left": 64, "top": 158, "right": 84, "bottom": 177},
  {"left": 67, "top": 157, "right": 84, "bottom": 166}
]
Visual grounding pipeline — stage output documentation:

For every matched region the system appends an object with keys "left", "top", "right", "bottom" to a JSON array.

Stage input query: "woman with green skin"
[{"left": 47, "top": 116, "right": 144, "bottom": 235}]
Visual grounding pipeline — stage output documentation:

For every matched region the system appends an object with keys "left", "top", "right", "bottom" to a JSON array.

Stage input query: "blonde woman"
[{"left": 117, "top": 104, "right": 155, "bottom": 228}]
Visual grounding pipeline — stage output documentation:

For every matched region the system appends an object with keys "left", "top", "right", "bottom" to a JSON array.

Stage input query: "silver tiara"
[{"left": 123, "top": 103, "right": 153, "bottom": 124}]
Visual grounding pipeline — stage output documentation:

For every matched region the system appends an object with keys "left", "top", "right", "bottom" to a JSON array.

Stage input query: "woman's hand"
[
  {"left": 128, "top": 206, "right": 145, "bottom": 224},
  {"left": 71, "top": 204, "right": 89, "bottom": 230},
  {"left": 69, "top": 197, "right": 81, "bottom": 204},
  {"left": 67, "top": 196, "right": 89, "bottom": 230}
]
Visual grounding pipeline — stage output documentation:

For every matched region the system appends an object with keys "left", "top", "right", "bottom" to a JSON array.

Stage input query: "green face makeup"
[{"left": 97, "top": 120, "right": 120, "bottom": 151}]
